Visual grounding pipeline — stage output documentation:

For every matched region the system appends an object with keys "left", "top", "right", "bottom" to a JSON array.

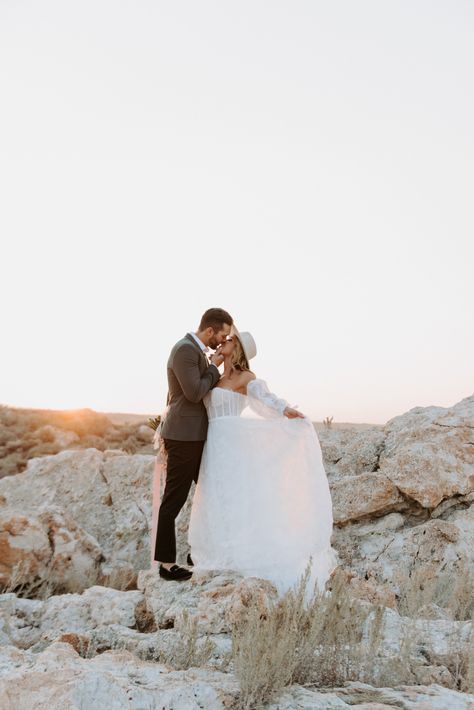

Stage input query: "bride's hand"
[
  {"left": 283, "top": 407, "right": 305, "bottom": 419},
  {"left": 210, "top": 352, "right": 224, "bottom": 367}
]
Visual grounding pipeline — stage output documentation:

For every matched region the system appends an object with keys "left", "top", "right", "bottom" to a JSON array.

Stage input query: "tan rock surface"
[
  {"left": 331, "top": 472, "right": 403, "bottom": 524},
  {"left": 379, "top": 395, "right": 474, "bottom": 509},
  {"left": 0, "top": 393, "right": 473, "bottom": 706},
  {"left": 0, "top": 641, "right": 472, "bottom": 710},
  {"left": 0, "top": 449, "right": 155, "bottom": 588}
]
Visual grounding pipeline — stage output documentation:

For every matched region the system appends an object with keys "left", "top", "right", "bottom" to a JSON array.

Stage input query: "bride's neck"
[{"left": 223, "top": 356, "right": 233, "bottom": 378}]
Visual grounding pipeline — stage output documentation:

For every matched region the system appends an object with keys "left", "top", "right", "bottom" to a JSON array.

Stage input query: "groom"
[{"left": 154, "top": 307, "right": 233, "bottom": 581}]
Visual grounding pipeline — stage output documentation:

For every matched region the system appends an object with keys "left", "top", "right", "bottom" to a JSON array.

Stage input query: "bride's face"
[{"left": 218, "top": 336, "right": 236, "bottom": 357}]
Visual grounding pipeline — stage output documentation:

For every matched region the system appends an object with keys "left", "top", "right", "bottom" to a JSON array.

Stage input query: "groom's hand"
[
  {"left": 284, "top": 407, "right": 305, "bottom": 419},
  {"left": 210, "top": 352, "right": 224, "bottom": 367}
]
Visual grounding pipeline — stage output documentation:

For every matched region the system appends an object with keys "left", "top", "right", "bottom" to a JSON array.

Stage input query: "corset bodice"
[{"left": 204, "top": 387, "right": 248, "bottom": 420}]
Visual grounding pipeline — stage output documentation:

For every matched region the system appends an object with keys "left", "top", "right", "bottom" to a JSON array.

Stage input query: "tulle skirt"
[{"left": 187, "top": 415, "right": 338, "bottom": 597}]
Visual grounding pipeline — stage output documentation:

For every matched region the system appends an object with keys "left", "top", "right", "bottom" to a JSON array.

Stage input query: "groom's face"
[{"left": 208, "top": 323, "right": 232, "bottom": 350}]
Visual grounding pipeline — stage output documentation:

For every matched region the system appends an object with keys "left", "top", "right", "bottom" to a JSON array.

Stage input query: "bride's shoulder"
[
  {"left": 240, "top": 370, "right": 256, "bottom": 383},
  {"left": 238, "top": 370, "right": 257, "bottom": 394}
]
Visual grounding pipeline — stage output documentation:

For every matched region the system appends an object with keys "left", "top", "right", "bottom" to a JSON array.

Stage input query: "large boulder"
[
  {"left": 378, "top": 395, "right": 474, "bottom": 509},
  {"left": 318, "top": 394, "right": 474, "bottom": 524},
  {"left": 0, "top": 449, "right": 155, "bottom": 590},
  {"left": 0, "top": 642, "right": 240, "bottom": 710},
  {"left": 0, "top": 506, "right": 103, "bottom": 595},
  {"left": 332, "top": 498, "right": 474, "bottom": 617},
  {"left": 0, "top": 639, "right": 473, "bottom": 710}
]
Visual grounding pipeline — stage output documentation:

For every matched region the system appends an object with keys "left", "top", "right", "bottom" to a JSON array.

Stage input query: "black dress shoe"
[
  {"left": 159, "top": 564, "right": 192, "bottom": 581},
  {"left": 187, "top": 553, "right": 194, "bottom": 567}
]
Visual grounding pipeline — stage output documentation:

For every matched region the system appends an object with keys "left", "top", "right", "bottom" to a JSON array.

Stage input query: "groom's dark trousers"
[
  {"left": 154, "top": 439, "right": 204, "bottom": 562},
  {"left": 154, "top": 332, "right": 220, "bottom": 564}
]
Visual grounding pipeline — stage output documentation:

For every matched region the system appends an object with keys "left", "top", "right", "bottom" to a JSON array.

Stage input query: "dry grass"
[
  {"left": 231, "top": 566, "right": 383, "bottom": 710},
  {"left": 71, "top": 609, "right": 216, "bottom": 671},
  {"left": 0, "top": 559, "right": 142, "bottom": 599},
  {"left": 461, "top": 620, "right": 474, "bottom": 693},
  {"left": 396, "top": 559, "right": 474, "bottom": 621},
  {"left": 156, "top": 610, "right": 216, "bottom": 670},
  {"left": 230, "top": 562, "right": 474, "bottom": 709},
  {"left": 0, "top": 559, "right": 63, "bottom": 600}
]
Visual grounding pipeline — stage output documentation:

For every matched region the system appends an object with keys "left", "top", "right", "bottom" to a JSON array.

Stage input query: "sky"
[{"left": 1, "top": 0, "right": 473, "bottom": 424}]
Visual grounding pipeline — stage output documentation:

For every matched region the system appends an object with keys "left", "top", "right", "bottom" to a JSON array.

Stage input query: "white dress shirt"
[
  {"left": 189, "top": 332, "right": 209, "bottom": 353},
  {"left": 189, "top": 332, "right": 219, "bottom": 372}
]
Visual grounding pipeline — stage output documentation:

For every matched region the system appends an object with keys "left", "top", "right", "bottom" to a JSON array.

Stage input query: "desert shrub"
[
  {"left": 157, "top": 610, "right": 215, "bottom": 670},
  {"left": 0, "top": 452, "right": 25, "bottom": 478},
  {"left": 231, "top": 566, "right": 384, "bottom": 709},
  {"left": 397, "top": 560, "right": 474, "bottom": 621},
  {"left": 28, "top": 443, "right": 62, "bottom": 459},
  {"left": 80, "top": 435, "right": 108, "bottom": 450},
  {"left": 231, "top": 561, "right": 474, "bottom": 709},
  {"left": 74, "top": 610, "right": 216, "bottom": 670},
  {"left": 52, "top": 408, "right": 112, "bottom": 437},
  {"left": 35, "top": 426, "right": 56, "bottom": 443}
]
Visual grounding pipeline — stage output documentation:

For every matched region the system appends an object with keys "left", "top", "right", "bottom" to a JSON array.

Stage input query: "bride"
[{"left": 187, "top": 326, "right": 338, "bottom": 596}]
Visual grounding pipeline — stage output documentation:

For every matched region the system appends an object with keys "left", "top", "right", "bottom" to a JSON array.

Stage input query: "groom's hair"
[{"left": 199, "top": 308, "right": 233, "bottom": 332}]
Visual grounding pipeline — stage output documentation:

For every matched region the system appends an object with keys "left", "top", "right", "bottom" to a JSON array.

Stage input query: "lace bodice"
[
  {"left": 204, "top": 387, "right": 248, "bottom": 420},
  {"left": 204, "top": 379, "right": 290, "bottom": 421}
]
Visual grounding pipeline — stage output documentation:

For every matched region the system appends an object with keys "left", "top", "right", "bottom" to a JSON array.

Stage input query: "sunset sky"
[{"left": 1, "top": 1, "right": 473, "bottom": 424}]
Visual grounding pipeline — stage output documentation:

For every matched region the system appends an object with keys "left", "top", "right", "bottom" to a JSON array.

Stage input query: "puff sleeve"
[{"left": 246, "top": 378, "right": 290, "bottom": 419}]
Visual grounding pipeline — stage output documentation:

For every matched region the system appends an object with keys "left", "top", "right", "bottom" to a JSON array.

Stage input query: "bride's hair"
[{"left": 231, "top": 337, "right": 250, "bottom": 372}]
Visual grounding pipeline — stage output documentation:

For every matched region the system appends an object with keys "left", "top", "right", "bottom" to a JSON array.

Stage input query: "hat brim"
[{"left": 230, "top": 325, "right": 256, "bottom": 364}]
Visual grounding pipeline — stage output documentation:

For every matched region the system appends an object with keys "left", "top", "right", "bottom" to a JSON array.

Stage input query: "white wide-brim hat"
[{"left": 231, "top": 325, "right": 257, "bottom": 363}]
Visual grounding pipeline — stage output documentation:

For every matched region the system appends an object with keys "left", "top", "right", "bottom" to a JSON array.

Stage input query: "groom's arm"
[{"left": 172, "top": 344, "right": 220, "bottom": 403}]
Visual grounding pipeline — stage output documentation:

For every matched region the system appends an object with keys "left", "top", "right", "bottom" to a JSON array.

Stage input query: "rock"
[
  {"left": 0, "top": 506, "right": 103, "bottom": 595},
  {"left": 0, "top": 642, "right": 240, "bottom": 709},
  {"left": 271, "top": 680, "right": 474, "bottom": 708},
  {"left": 39, "top": 586, "right": 144, "bottom": 643},
  {"left": 0, "top": 449, "right": 155, "bottom": 587},
  {"left": 362, "top": 604, "right": 472, "bottom": 662},
  {"left": 0, "top": 641, "right": 472, "bottom": 710},
  {"left": 318, "top": 427, "right": 386, "bottom": 480},
  {"left": 0, "top": 509, "right": 52, "bottom": 588},
  {"left": 335, "top": 569, "right": 397, "bottom": 608},
  {"left": 0, "top": 449, "right": 112, "bottom": 545},
  {"left": 379, "top": 395, "right": 474, "bottom": 509},
  {"left": 138, "top": 568, "right": 277, "bottom": 634},
  {"left": 333, "top": 505, "right": 474, "bottom": 609},
  {"left": 331, "top": 472, "right": 403, "bottom": 524},
  {"left": 0, "top": 395, "right": 473, "bottom": 707},
  {"left": 413, "top": 664, "right": 454, "bottom": 686},
  {"left": 318, "top": 395, "right": 474, "bottom": 523},
  {"left": 0, "top": 585, "right": 144, "bottom": 649},
  {"left": 0, "top": 594, "right": 44, "bottom": 649},
  {"left": 331, "top": 681, "right": 474, "bottom": 710}
]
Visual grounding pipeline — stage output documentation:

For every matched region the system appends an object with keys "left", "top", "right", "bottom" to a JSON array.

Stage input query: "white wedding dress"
[{"left": 188, "top": 380, "right": 338, "bottom": 596}]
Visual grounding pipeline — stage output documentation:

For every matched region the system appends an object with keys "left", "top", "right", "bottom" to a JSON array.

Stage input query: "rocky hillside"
[
  {"left": 0, "top": 395, "right": 473, "bottom": 708},
  {"left": 0, "top": 405, "right": 154, "bottom": 478}
]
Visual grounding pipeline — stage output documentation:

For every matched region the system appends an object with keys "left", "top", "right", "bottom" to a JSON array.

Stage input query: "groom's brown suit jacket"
[{"left": 160, "top": 333, "right": 220, "bottom": 441}]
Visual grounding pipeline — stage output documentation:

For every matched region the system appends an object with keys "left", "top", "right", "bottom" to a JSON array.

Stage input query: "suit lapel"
[{"left": 185, "top": 333, "right": 209, "bottom": 371}]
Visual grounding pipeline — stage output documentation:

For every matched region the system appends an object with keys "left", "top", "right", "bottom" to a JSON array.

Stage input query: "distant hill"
[
  {"left": 0, "top": 403, "right": 381, "bottom": 478},
  {"left": 104, "top": 412, "right": 152, "bottom": 425},
  {"left": 313, "top": 421, "right": 382, "bottom": 431},
  {"left": 0, "top": 405, "right": 154, "bottom": 478},
  {"left": 104, "top": 411, "right": 380, "bottom": 431}
]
